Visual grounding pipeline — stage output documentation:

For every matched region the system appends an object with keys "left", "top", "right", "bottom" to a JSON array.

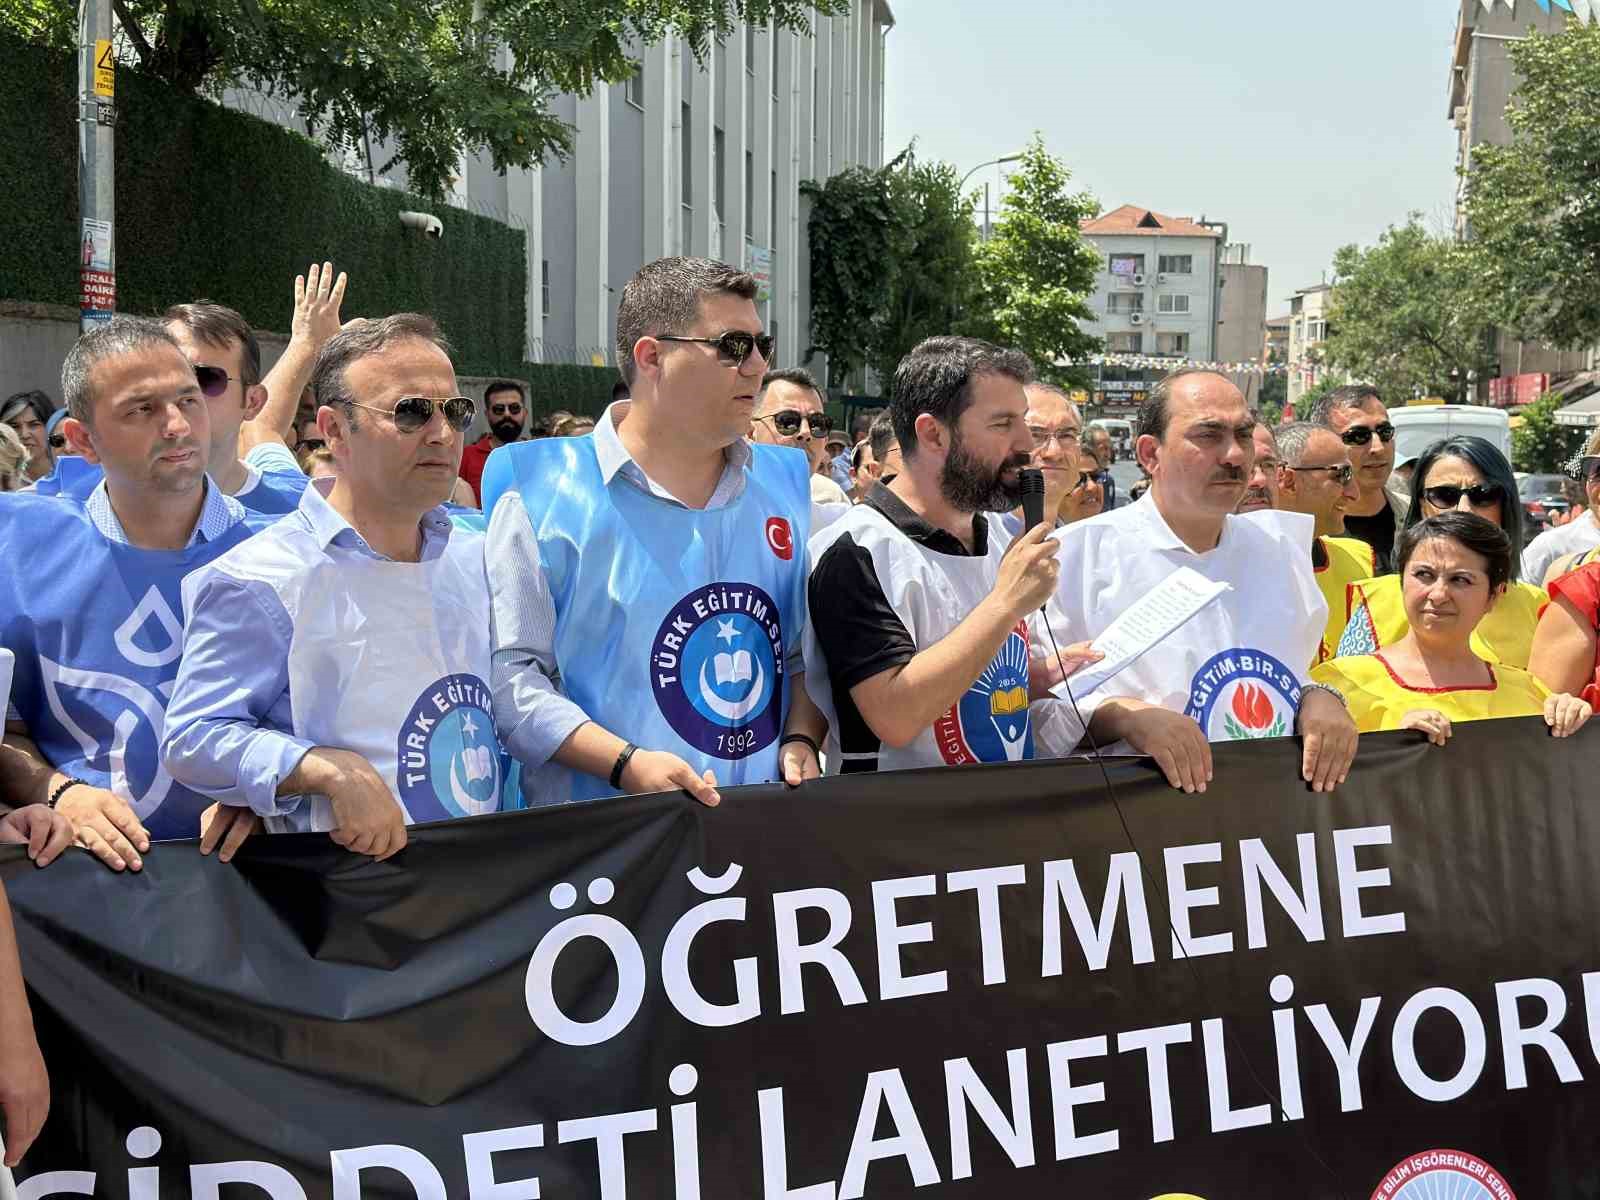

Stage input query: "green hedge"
[{"left": 0, "top": 31, "right": 526, "bottom": 372}]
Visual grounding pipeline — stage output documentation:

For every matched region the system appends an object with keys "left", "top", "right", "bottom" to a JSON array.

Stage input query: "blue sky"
[{"left": 881, "top": 0, "right": 1463, "bottom": 319}]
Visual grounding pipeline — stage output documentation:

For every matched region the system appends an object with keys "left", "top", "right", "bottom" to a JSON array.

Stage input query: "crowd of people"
[{"left": 0, "top": 252, "right": 1598, "bottom": 1160}]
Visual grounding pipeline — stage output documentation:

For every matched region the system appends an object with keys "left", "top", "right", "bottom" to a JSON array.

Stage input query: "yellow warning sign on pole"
[{"left": 94, "top": 39, "right": 114, "bottom": 97}]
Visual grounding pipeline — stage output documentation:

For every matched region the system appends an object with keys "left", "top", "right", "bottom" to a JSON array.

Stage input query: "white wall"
[{"left": 1083, "top": 232, "right": 1220, "bottom": 362}]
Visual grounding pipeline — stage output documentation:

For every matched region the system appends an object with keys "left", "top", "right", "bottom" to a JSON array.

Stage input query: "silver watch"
[{"left": 1300, "top": 681, "right": 1347, "bottom": 708}]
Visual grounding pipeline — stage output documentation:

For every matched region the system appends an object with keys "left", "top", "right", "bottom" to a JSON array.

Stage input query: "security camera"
[{"left": 398, "top": 211, "right": 443, "bottom": 239}]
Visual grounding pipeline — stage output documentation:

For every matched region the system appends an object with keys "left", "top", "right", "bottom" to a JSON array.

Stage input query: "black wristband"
[
  {"left": 779, "top": 733, "right": 821, "bottom": 757},
  {"left": 610, "top": 743, "right": 639, "bottom": 791},
  {"left": 48, "top": 777, "right": 86, "bottom": 809}
]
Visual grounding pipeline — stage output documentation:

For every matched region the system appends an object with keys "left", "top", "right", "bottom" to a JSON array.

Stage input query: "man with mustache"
[
  {"left": 163, "top": 315, "right": 509, "bottom": 864},
  {"left": 997, "top": 381, "right": 1082, "bottom": 538},
  {"left": 1047, "top": 368, "right": 1357, "bottom": 793},
  {"left": 1235, "top": 417, "right": 1281, "bottom": 514},
  {"left": 0, "top": 318, "right": 265, "bottom": 870},
  {"left": 458, "top": 379, "right": 527, "bottom": 506},
  {"left": 804, "top": 336, "right": 1097, "bottom": 772}
]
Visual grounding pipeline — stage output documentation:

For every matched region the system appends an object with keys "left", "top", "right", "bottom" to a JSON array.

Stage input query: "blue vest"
[
  {"left": 481, "top": 436, "right": 811, "bottom": 805},
  {"left": 0, "top": 493, "right": 256, "bottom": 839},
  {"left": 35, "top": 455, "right": 306, "bottom": 516}
]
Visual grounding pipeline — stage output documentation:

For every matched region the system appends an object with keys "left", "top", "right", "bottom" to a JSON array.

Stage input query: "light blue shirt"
[
  {"left": 84, "top": 477, "right": 243, "bottom": 547},
  {"left": 160, "top": 478, "right": 455, "bottom": 823}
]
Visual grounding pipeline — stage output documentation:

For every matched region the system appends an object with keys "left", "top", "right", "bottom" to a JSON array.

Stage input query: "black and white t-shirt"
[{"left": 804, "top": 485, "right": 1082, "bottom": 772}]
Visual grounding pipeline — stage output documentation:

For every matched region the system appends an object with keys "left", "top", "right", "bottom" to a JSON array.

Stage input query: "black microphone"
[{"left": 1020, "top": 468, "right": 1046, "bottom": 532}]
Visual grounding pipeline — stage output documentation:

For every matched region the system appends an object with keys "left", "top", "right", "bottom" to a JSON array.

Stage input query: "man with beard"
[
  {"left": 1046, "top": 368, "right": 1357, "bottom": 793},
  {"left": 1235, "top": 417, "right": 1281, "bottom": 514},
  {"left": 458, "top": 380, "right": 527, "bottom": 505},
  {"left": 804, "top": 337, "right": 1097, "bottom": 772}
]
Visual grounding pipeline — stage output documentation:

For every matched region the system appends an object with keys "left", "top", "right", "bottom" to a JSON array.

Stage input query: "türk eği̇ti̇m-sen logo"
[{"left": 651, "top": 583, "right": 784, "bottom": 760}]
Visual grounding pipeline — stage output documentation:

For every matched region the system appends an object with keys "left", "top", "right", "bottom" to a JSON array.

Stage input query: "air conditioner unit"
[
  {"left": 1129, "top": 312, "right": 1145, "bottom": 326},
  {"left": 1132, "top": 273, "right": 1147, "bottom": 286}
]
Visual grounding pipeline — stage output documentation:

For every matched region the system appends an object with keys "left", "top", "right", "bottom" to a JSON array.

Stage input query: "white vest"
[
  {"left": 1047, "top": 496, "right": 1324, "bottom": 743},
  {"left": 805, "top": 505, "right": 1038, "bottom": 773},
  {"left": 195, "top": 523, "right": 505, "bottom": 832}
]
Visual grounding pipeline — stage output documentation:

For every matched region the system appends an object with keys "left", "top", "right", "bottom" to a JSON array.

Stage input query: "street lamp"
[{"left": 958, "top": 153, "right": 1025, "bottom": 193}]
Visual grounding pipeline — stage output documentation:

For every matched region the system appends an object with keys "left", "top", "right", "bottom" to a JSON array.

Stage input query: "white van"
[{"left": 1389, "top": 405, "right": 1512, "bottom": 464}]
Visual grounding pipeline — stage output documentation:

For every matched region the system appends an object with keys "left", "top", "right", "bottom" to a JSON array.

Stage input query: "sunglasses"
[
  {"left": 757, "top": 409, "right": 833, "bottom": 438},
  {"left": 48, "top": 434, "right": 66, "bottom": 450},
  {"left": 1579, "top": 456, "right": 1600, "bottom": 482},
  {"left": 1068, "top": 469, "right": 1095, "bottom": 491},
  {"left": 1422, "top": 483, "right": 1504, "bottom": 509},
  {"left": 1339, "top": 422, "right": 1395, "bottom": 447},
  {"left": 345, "top": 396, "right": 476, "bottom": 433},
  {"left": 656, "top": 329, "right": 775, "bottom": 367},
  {"left": 193, "top": 365, "right": 239, "bottom": 397},
  {"left": 490, "top": 403, "right": 524, "bottom": 416},
  {"left": 1288, "top": 462, "right": 1355, "bottom": 486}
]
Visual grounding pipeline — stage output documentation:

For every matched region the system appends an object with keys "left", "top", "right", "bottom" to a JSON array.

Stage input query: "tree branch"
[{"left": 110, "top": 0, "right": 153, "bottom": 67}]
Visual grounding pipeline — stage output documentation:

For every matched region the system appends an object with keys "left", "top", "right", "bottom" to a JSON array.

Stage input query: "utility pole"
[{"left": 78, "top": 0, "right": 117, "bottom": 331}]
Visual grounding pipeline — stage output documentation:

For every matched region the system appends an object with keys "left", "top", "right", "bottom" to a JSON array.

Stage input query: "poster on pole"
[{"left": 747, "top": 245, "right": 774, "bottom": 302}]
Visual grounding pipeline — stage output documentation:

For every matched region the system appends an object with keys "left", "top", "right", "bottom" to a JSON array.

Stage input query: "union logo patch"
[
  {"left": 1184, "top": 648, "right": 1301, "bottom": 741},
  {"left": 650, "top": 583, "right": 784, "bottom": 759},
  {"left": 395, "top": 673, "right": 503, "bottom": 822},
  {"left": 1370, "top": 1149, "right": 1516, "bottom": 1200},
  {"left": 934, "top": 621, "right": 1033, "bottom": 765}
]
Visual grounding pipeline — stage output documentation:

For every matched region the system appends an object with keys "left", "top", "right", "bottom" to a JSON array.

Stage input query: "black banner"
[{"left": 7, "top": 717, "right": 1600, "bottom": 1199}]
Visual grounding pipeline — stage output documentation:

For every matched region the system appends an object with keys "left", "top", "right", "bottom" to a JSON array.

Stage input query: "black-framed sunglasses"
[
  {"left": 48, "top": 434, "right": 66, "bottom": 450},
  {"left": 756, "top": 409, "right": 833, "bottom": 438},
  {"left": 489, "top": 402, "right": 524, "bottom": 417},
  {"left": 1579, "top": 455, "right": 1600, "bottom": 482},
  {"left": 193, "top": 365, "right": 239, "bottom": 398},
  {"left": 1068, "top": 469, "right": 1095, "bottom": 491},
  {"left": 1422, "top": 482, "right": 1504, "bottom": 509},
  {"left": 346, "top": 395, "right": 476, "bottom": 433},
  {"left": 656, "top": 329, "right": 775, "bottom": 367},
  {"left": 1339, "top": 422, "right": 1395, "bottom": 447},
  {"left": 1288, "top": 462, "right": 1355, "bottom": 486}
]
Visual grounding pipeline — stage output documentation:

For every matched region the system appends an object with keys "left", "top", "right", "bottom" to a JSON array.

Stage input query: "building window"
[
  {"left": 1108, "top": 254, "right": 1146, "bottom": 279},
  {"left": 681, "top": 102, "right": 692, "bottom": 207},
  {"left": 541, "top": 260, "right": 550, "bottom": 318},
  {"left": 1107, "top": 332, "right": 1143, "bottom": 353},
  {"left": 1158, "top": 254, "right": 1192, "bottom": 275},
  {"left": 625, "top": 63, "right": 644, "bottom": 110},
  {"left": 1308, "top": 319, "right": 1326, "bottom": 342},
  {"left": 1156, "top": 332, "right": 1190, "bottom": 355},
  {"left": 1157, "top": 294, "right": 1191, "bottom": 314},
  {"left": 713, "top": 127, "right": 725, "bottom": 222},
  {"left": 1106, "top": 293, "right": 1144, "bottom": 314},
  {"left": 746, "top": 22, "right": 756, "bottom": 73},
  {"left": 744, "top": 150, "right": 753, "bottom": 232}
]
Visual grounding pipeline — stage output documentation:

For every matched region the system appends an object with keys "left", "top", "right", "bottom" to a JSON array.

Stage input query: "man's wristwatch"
[
  {"left": 1300, "top": 681, "right": 1347, "bottom": 708},
  {"left": 48, "top": 777, "right": 88, "bottom": 809}
]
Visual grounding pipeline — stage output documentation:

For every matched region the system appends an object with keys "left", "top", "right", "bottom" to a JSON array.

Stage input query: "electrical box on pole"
[{"left": 78, "top": 0, "right": 116, "bottom": 332}]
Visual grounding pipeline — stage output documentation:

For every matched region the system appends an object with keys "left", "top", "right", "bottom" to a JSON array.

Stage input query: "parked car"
[{"left": 1519, "top": 473, "right": 1571, "bottom": 531}]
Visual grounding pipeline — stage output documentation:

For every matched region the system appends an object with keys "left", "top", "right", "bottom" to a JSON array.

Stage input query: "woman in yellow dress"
[
  {"left": 1336, "top": 436, "right": 1545, "bottom": 667},
  {"left": 1313, "top": 512, "right": 1591, "bottom": 740}
]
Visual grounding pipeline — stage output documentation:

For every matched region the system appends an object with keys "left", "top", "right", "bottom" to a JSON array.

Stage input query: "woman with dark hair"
[
  {"left": 0, "top": 389, "right": 54, "bottom": 483},
  {"left": 1314, "top": 513, "right": 1589, "bottom": 738},
  {"left": 1336, "top": 435, "right": 1545, "bottom": 667}
]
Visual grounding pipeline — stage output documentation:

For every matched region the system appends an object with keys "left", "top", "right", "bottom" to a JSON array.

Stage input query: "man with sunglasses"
[
  {"left": 1273, "top": 422, "right": 1374, "bottom": 663},
  {"left": 481, "top": 256, "right": 827, "bottom": 808},
  {"left": 163, "top": 315, "right": 508, "bottom": 864},
  {"left": 32, "top": 302, "right": 310, "bottom": 519},
  {"left": 1309, "top": 385, "right": 1406, "bottom": 572},
  {"left": 0, "top": 318, "right": 263, "bottom": 872},
  {"left": 750, "top": 368, "right": 850, "bottom": 505},
  {"left": 459, "top": 379, "right": 528, "bottom": 506},
  {"left": 43, "top": 408, "right": 74, "bottom": 463}
]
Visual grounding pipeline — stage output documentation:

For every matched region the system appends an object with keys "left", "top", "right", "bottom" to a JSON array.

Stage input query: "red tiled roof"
[{"left": 1080, "top": 205, "right": 1221, "bottom": 238}]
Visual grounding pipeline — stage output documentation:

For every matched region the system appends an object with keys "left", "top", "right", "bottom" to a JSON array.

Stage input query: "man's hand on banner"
[
  {"left": 199, "top": 803, "right": 262, "bottom": 864},
  {"left": 56, "top": 784, "right": 149, "bottom": 872},
  {"left": 778, "top": 739, "right": 821, "bottom": 787},
  {"left": 1297, "top": 689, "right": 1358, "bottom": 792},
  {"left": 0, "top": 804, "right": 73, "bottom": 867},
  {"left": 1093, "top": 699, "right": 1213, "bottom": 794},
  {"left": 623, "top": 750, "right": 721, "bottom": 808},
  {"left": 0, "top": 993, "right": 47, "bottom": 1167},
  {"left": 296, "top": 748, "right": 408, "bottom": 861}
]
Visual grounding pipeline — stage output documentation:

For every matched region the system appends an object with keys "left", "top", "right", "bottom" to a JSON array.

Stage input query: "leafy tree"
[
  {"left": 966, "top": 136, "right": 1102, "bottom": 388},
  {"left": 1511, "top": 391, "right": 1583, "bottom": 474},
  {"left": 803, "top": 147, "right": 977, "bottom": 394},
  {"left": 4, "top": 0, "right": 844, "bottom": 200},
  {"left": 1322, "top": 216, "right": 1496, "bottom": 403},
  {"left": 1257, "top": 372, "right": 1287, "bottom": 424},
  {"left": 1463, "top": 19, "right": 1600, "bottom": 349}
]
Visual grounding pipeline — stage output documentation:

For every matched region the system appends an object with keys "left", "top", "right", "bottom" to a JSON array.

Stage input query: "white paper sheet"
[{"left": 1050, "top": 566, "right": 1230, "bottom": 700}]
